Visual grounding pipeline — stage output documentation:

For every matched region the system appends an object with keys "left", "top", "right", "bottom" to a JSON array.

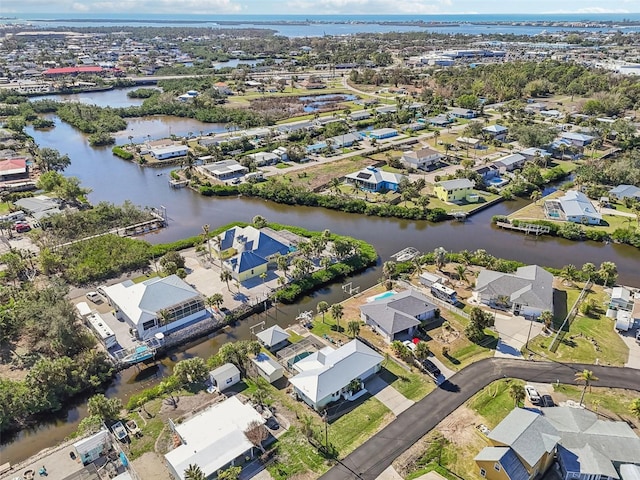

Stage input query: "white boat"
[
  {"left": 125, "top": 419, "right": 141, "bottom": 436},
  {"left": 112, "top": 421, "right": 129, "bottom": 442}
]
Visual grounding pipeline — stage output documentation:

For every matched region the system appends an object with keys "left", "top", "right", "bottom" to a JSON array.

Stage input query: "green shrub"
[{"left": 112, "top": 146, "right": 134, "bottom": 160}]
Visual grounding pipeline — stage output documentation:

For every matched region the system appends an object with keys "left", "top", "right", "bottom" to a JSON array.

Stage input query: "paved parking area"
[
  {"left": 366, "top": 375, "right": 414, "bottom": 416},
  {"left": 493, "top": 313, "right": 543, "bottom": 359},
  {"left": 376, "top": 465, "right": 404, "bottom": 480},
  {"left": 619, "top": 327, "right": 640, "bottom": 369}
]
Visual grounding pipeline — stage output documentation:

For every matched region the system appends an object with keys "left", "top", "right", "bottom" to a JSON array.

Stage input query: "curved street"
[{"left": 320, "top": 358, "right": 640, "bottom": 480}]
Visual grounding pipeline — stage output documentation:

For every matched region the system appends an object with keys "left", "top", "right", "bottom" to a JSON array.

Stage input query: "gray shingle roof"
[
  {"left": 475, "top": 265, "right": 554, "bottom": 312},
  {"left": 256, "top": 325, "right": 289, "bottom": 348},
  {"left": 360, "top": 289, "right": 437, "bottom": 336}
]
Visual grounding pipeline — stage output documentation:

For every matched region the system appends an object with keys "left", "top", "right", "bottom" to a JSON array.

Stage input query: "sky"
[{"left": 5, "top": 0, "right": 640, "bottom": 16}]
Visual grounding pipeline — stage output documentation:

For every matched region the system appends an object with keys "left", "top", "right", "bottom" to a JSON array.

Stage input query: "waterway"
[{"left": 3, "top": 87, "right": 640, "bottom": 465}]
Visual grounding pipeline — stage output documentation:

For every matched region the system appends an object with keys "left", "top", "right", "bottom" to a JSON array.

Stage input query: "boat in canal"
[{"left": 111, "top": 422, "right": 128, "bottom": 442}]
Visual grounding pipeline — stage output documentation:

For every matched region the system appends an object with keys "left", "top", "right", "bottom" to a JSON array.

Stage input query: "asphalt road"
[{"left": 320, "top": 358, "right": 640, "bottom": 480}]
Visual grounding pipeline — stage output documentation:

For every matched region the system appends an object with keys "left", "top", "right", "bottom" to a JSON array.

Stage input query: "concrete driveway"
[
  {"left": 493, "top": 313, "right": 543, "bottom": 359},
  {"left": 619, "top": 327, "right": 640, "bottom": 369},
  {"left": 366, "top": 375, "right": 414, "bottom": 416}
]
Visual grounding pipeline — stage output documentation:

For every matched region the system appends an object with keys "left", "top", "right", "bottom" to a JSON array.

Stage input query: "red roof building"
[
  {"left": 0, "top": 158, "right": 29, "bottom": 180},
  {"left": 43, "top": 66, "right": 104, "bottom": 76}
]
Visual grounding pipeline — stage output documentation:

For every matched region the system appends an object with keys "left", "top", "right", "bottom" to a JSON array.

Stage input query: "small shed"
[
  {"left": 75, "top": 301, "right": 93, "bottom": 318},
  {"left": 73, "top": 429, "right": 110, "bottom": 465},
  {"left": 256, "top": 325, "right": 290, "bottom": 352},
  {"left": 209, "top": 363, "right": 241, "bottom": 391},
  {"left": 251, "top": 352, "right": 284, "bottom": 384},
  {"left": 419, "top": 272, "right": 445, "bottom": 288}
]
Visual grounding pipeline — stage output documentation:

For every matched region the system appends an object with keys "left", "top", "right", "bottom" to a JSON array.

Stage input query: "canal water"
[{"left": 3, "top": 87, "right": 639, "bottom": 465}]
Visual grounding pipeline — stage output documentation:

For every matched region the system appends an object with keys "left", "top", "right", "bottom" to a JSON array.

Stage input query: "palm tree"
[
  {"left": 276, "top": 253, "right": 289, "bottom": 278},
  {"left": 347, "top": 321, "right": 360, "bottom": 338},
  {"left": 509, "top": 383, "right": 526, "bottom": 407},
  {"left": 575, "top": 369, "right": 599, "bottom": 406},
  {"left": 598, "top": 262, "right": 617, "bottom": 286},
  {"left": 331, "top": 303, "right": 344, "bottom": 333},
  {"left": 201, "top": 224, "right": 212, "bottom": 263},
  {"left": 317, "top": 301, "right": 329, "bottom": 323},
  {"left": 540, "top": 311, "right": 553, "bottom": 332},
  {"left": 259, "top": 272, "right": 267, "bottom": 285},
  {"left": 382, "top": 260, "right": 396, "bottom": 280},
  {"left": 184, "top": 464, "right": 206, "bottom": 480},
  {"left": 530, "top": 190, "right": 542, "bottom": 205},
  {"left": 434, "top": 246, "right": 447, "bottom": 271},
  {"left": 629, "top": 398, "right": 640, "bottom": 420},
  {"left": 207, "top": 293, "right": 224, "bottom": 310},
  {"left": 414, "top": 341, "right": 430, "bottom": 362},
  {"left": 433, "top": 129, "right": 440, "bottom": 144},
  {"left": 560, "top": 264, "right": 578, "bottom": 286},
  {"left": 455, "top": 264, "right": 468, "bottom": 284},
  {"left": 220, "top": 269, "right": 233, "bottom": 291}
]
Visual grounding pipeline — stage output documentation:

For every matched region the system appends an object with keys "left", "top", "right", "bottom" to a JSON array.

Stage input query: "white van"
[{"left": 86, "top": 292, "right": 101, "bottom": 303}]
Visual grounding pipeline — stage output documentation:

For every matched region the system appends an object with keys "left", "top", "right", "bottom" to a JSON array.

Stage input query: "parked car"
[
  {"left": 421, "top": 359, "right": 441, "bottom": 379},
  {"left": 15, "top": 223, "right": 31, "bottom": 233},
  {"left": 86, "top": 291, "right": 101, "bottom": 303},
  {"left": 525, "top": 385, "right": 541, "bottom": 404},
  {"left": 636, "top": 329, "right": 640, "bottom": 345},
  {"left": 402, "top": 340, "right": 416, "bottom": 352},
  {"left": 540, "top": 395, "right": 555, "bottom": 407}
]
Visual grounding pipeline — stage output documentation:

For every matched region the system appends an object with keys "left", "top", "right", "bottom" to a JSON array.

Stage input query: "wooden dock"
[
  {"left": 496, "top": 221, "right": 550, "bottom": 236},
  {"left": 169, "top": 179, "right": 189, "bottom": 188}
]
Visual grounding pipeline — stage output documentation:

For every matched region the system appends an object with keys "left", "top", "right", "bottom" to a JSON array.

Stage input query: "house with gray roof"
[
  {"left": 345, "top": 166, "right": 406, "bottom": 192},
  {"left": 494, "top": 153, "right": 526, "bottom": 172},
  {"left": 400, "top": 147, "right": 441, "bottom": 170},
  {"left": 544, "top": 190, "right": 602, "bottom": 225},
  {"left": 256, "top": 325, "right": 290, "bottom": 352},
  {"left": 473, "top": 265, "right": 554, "bottom": 318},
  {"left": 608, "top": 184, "right": 640, "bottom": 201},
  {"left": 198, "top": 160, "right": 248, "bottom": 181},
  {"left": 104, "top": 274, "right": 207, "bottom": 340},
  {"left": 360, "top": 289, "right": 438, "bottom": 343},
  {"left": 482, "top": 124, "right": 508, "bottom": 141}
]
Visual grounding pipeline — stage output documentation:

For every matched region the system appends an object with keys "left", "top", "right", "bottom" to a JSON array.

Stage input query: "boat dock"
[
  {"left": 496, "top": 221, "right": 551, "bottom": 236},
  {"left": 112, "top": 336, "right": 163, "bottom": 367},
  {"left": 169, "top": 179, "right": 189, "bottom": 188}
]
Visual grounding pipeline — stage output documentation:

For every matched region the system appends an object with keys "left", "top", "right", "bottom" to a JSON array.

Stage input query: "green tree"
[
  {"left": 207, "top": 293, "right": 224, "bottom": 310},
  {"left": 540, "top": 311, "right": 553, "bottom": 332},
  {"left": 598, "top": 261, "right": 617, "bottom": 286},
  {"left": 252, "top": 215, "right": 267, "bottom": 229},
  {"left": 220, "top": 269, "right": 233, "bottom": 291},
  {"left": 184, "top": 464, "right": 206, "bottom": 480},
  {"left": 317, "top": 301, "right": 329, "bottom": 323},
  {"left": 347, "top": 320, "right": 361, "bottom": 338},
  {"left": 87, "top": 394, "right": 122, "bottom": 421},
  {"left": 218, "top": 466, "right": 242, "bottom": 480},
  {"left": 330, "top": 303, "right": 344, "bottom": 332},
  {"left": 629, "top": 398, "right": 640, "bottom": 420},
  {"left": 37, "top": 147, "right": 71, "bottom": 172},
  {"left": 244, "top": 419, "right": 269, "bottom": 453},
  {"left": 455, "top": 264, "right": 468, "bottom": 284},
  {"left": 173, "top": 357, "right": 208, "bottom": 386},
  {"left": 575, "top": 369, "right": 599, "bottom": 406},
  {"left": 509, "top": 383, "right": 526, "bottom": 407},
  {"left": 434, "top": 246, "right": 447, "bottom": 271},
  {"left": 414, "top": 341, "right": 431, "bottom": 361}
]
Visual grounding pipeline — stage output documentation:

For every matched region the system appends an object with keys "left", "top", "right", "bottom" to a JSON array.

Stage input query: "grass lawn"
[
  {"left": 426, "top": 190, "right": 502, "bottom": 214},
  {"left": 552, "top": 384, "right": 639, "bottom": 420},
  {"left": 268, "top": 427, "right": 327, "bottom": 480},
  {"left": 276, "top": 162, "right": 293, "bottom": 169},
  {"left": 329, "top": 397, "right": 393, "bottom": 457},
  {"left": 272, "top": 155, "right": 373, "bottom": 190},
  {"left": 127, "top": 399, "right": 166, "bottom": 460},
  {"left": 527, "top": 284, "right": 629, "bottom": 366},
  {"left": 132, "top": 272, "right": 160, "bottom": 283},
  {"left": 379, "top": 358, "right": 435, "bottom": 401},
  {"left": 0, "top": 202, "right": 10, "bottom": 215},
  {"left": 287, "top": 330, "right": 304, "bottom": 343},
  {"left": 468, "top": 378, "right": 525, "bottom": 428}
]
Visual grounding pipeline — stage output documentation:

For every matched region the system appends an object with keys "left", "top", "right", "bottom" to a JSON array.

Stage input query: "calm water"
[{"left": 3, "top": 87, "right": 639, "bottom": 465}]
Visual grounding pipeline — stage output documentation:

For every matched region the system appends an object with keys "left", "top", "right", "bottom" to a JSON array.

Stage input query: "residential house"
[
  {"left": 289, "top": 339, "right": 383, "bottom": 411},
  {"left": 608, "top": 184, "right": 640, "bottom": 201},
  {"left": 520, "top": 148, "right": 552, "bottom": 163},
  {"left": 0, "top": 158, "right": 29, "bottom": 182},
  {"left": 149, "top": 145, "right": 188, "bottom": 161},
  {"left": 328, "top": 132, "right": 362, "bottom": 149},
  {"left": 475, "top": 408, "right": 560, "bottom": 480},
  {"left": 164, "top": 396, "right": 267, "bottom": 480},
  {"left": 251, "top": 352, "right": 284, "bottom": 384},
  {"left": 246, "top": 151, "right": 279, "bottom": 167},
  {"left": 314, "top": 116, "right": 343, "bottom": 127},
  {"left": 14, "top": 194, "right": 61, "bottom": 220},
  {"left": 560, "top": 132, "right": 595, "bottom": 147},
  {"left": 349, "top": 110, "right": 372, "bottom": 122},
  {"left": 473, "top": 265, "right": 554, "bottom": 318},
  {"left": 276, "top": 121, "right": 315, "bottom": 135},
  {"left": 524, "top": 102, "right": 547, "bottom": 113},
  {"left": 474, "top": 165, "right": 499, "bottom": 182},
  {"left": 272, "top": 146, "right": 289, "bottom": 161},
  {"left": 540, "top": 109, "right": 562, "bottom": 118},
  {"left": 434, "top": 178, "right": 475, "bottom": 202},
  {"left": 400, "top": 147, "right": 442, "bottom": 170},
  {"left": 104, "top": 275, "right": 207, "bottom": 340},
  {"left": 345, "top": 166, "right": 405, "bottom": 192},
  {"left": 494, "top": 153, "right": 526, "bottom": 172},
  {"left": 198, "top": 160, "right": 248, "bottom": 181},
  {"left": 368, "top": 128, "right": 399, "bottom": 140},
  {"left": 544, "top": 190, "right": 602, "bottom": 225},
  {"left": 256, "top": 325, "right": 290, "bottom": 352},
  {"left": 214, "top": 225, "right": 294, "bottom": 282},
  {"left": 449, "top": 107, "right": 477, "bottom": 119},
  {"left": 483, "top": 124, "right": 508, "bottom": 141},
  {"left": 73, "top": 429, "right": 112, "bottom": 465},
  {"left": 213, "top": 82, "right": 233, "bottom": 95},
  {"left": 611, "top": 286, "right": 633, "bottom": 310},
  {"left": 375, "top": 105, "right": 397, "bottom": 115},
  {"left": 427, "top": 115, "right": 453, "bottom": 127},
  {"left": 360, "top": 289, "right": 438, "bottom": 343},
  {"left": 456, "top": 136, "right": 482, "bottom": 149},
  {"left": 209, "top": 363, "right": 241, "bottom": 391}
]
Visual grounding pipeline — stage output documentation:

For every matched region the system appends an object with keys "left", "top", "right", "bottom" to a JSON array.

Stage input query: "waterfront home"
[
  {"left": 473, "top": 165, "right": 499, "bottom": 182},
  {"left": 419, "top": 271, "right": 447, "bottom": 288},
  {"left": 360, "top": 289, "right": 438, "bottom": 343},
  {"left": 482, "top": 124, "right": 508, "bottom": 141},
  {"left": 256, "top": 325, "right": 290, "bottom": 352},
  {"left": 328, "top": 132, "right": 362, "bottom": 149},
  {"left": 165, "top": 396, "right": 267, "bottom": 480},
  {"left": 608, "top": 184, "right": 640, "bottom": 201},
  {"left": 149, "top": 145, "right": 188, "bottom": 161},
  {"left": 246, "top": 151, "right": 279, "bottom": 167},
  {"left": 276, "top": 120, "right": 315, "bottom": 134},
  {"left": 214, "top": 225, "right": 294, "bottom": 282},
  {"left": 198, "top": 160, "right": 248, "bottom": 181},
  {"left": 544, "top": 190, "right": 602, "bottom": 225},
  {"left": 494, "top": 153, "right": 526, "bottom": 172},
  {"left": 104, "top": 275, "right": 208, "bottom": 341},
  {"left": 400, "top": 146, "right": 441, "bottom": 170},
  {"left": 289, "top": 339, "right": 383, "bottom": 411},
  {"left": 0, "top": 157, "right": 28, "bottom": 182},
  {"left": 368, "top": 128, "right": 399, "bottom": 140},
  {"left": 349, "top": 110, "right": 372, "bottom": 122},
  {"left": 375, "top": 105, "right": 397, "bottom": 115},
  {"left": 473, "top": 265, "right": 554, "bottom": 318},
  {"left": 610, "top": 286, "right": 633, "bottom": 310},
  {"left": 209, "top": 363, "right": 241, "bottom": 392},
  {"left": 73, "top": 429, "right": 112, "bottom": 465},
  {"left": 14, "top": 194, "right": 61, "bottom": 220},
  {"left": 433, "top": 178, "right": 475, "bottom": 203},
  {"left": 560, "top": 131, "right": 595, "bottom": 147},
  {"left": 448, "top": 107, "right": 477, "bottom": 119},
  {"left": 345, "top": 166, "right": 405, "bottom": 192},
  {"left": 475, "top": 407, "right": 640, "bottom": 480}
]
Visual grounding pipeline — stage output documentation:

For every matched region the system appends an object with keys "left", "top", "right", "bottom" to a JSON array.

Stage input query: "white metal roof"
[
  {"left": 256, "top": 325, "right": 289, "bottom": 347},
  {"left": 73, "top": 429, "right": 110, "bottom": 456}
]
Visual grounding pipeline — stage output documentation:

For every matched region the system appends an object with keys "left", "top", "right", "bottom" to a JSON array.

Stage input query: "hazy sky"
[{"left": 7, "top": 0, "right": 640, "bottom": 15}]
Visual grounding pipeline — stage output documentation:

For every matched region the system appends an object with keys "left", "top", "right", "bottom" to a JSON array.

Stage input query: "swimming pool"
[
  {"left": 367, "top": 290, "right": 397, "bottom": 303},
  {"left": 488, "top": 176, "right": 509, "bottom": 187}
]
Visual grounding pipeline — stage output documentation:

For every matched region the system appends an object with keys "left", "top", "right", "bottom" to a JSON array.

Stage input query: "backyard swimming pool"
[{"left": 366, "top": 290, "right": 397, "bottom": 303}]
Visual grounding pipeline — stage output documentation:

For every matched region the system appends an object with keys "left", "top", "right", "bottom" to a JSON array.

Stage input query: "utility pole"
[{"left": 323, "top": 410, "right": 328, "bottom": 453}]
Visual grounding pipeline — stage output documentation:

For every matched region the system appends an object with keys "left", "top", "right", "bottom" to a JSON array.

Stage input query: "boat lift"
[
  {"left": 342, "top": 282, "right": 360, "bottom": 296},
  {"left": 112, "top": 335, "right": 163, "bottom": 367},
  {"left": 391, "top": 247, "right": 420, "bottom": 262}
]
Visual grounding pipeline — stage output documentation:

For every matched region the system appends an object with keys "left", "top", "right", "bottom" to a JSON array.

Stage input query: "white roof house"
[
  {"left": 400, "top": 147, "right": 441, "bottom": 170},
  {"left": 149, "top": 145, "right": 188, "bottom": 160},
  {"left": 199, "top": 160, "right": 248, "bottom": 180},
  {"left": 164, "top": 396, "right": 265, "bottom": 480},
  {"left": 256, "top": 325, "right": 289, "bottom": 350},
  {"left": 247, "top": 152, "right": 279, "bottom": 167},
  {"left": 104, "top": 275, "right": 205, "bottom": 340},
  {"left": 289, "top": 339, "right": 383, "bottom": 410},
  {"left": 73, "top": 429, "right": 111, "bottom": 465},
  {"left": 545, "top": 190, "right": 602, "bottom": 225}
]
